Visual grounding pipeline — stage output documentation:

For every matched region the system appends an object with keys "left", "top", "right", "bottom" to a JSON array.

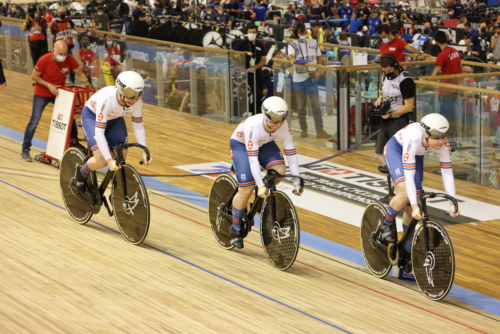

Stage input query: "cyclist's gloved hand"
[
  {"left": 411, "top": 203, "right": 423, "bottom": 220},
  {"left": 449, "top": 203, "right": 460, "bottom": 218},
  {"left": 257, "top": 186, "right": 270, "bottom": 199},
  {"left": 142, "top": 150, "right": 152, "bottom": 166},
  {"left": 293, "top": 184, "right": 303, "bottom": 196},
  {"left": 107, "top": 158, "right": 121, "bottom": 171}
]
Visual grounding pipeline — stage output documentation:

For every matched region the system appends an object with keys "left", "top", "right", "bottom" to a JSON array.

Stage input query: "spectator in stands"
[
  {"left": 380, "top": 7, "right": 390, "bottom": 26},
  {"left": 448, "top": 0, "right": 464, "bottom": 20},
  {"left": 215, "top": 3, "right": 232, "bottom": 26},
  {"left": 78, "top": 37, "right": 94, "bottom": 84},
  {"left": 125, "top": 0, "right": 136, "bottom": 16},
  {"left": 0, "top": 2, "right": 7, "bottom": 16},
  {"left": 7, "top": 4, "right": 20, "bottom": 18},
  {"left": 180, "top": 0, "right": 194, "bottom": 21},
  {"left": 224, "top": 0, "right": 240, "bottom": 19},
  {"left": 288, "top": 24, "right": 331, "bottom": 139},
  {"left": 356, "top": 0, "right": 370, "bottom": 24},
  {"left": 253, "top": 0, "right": 267, "bottom": 23},
  {"left": 0, "top": 58, "right": 5, "bottom": 90},
  {"left": 432, "top": 30, "right": 463, "bottom": 124},
  {"left": 466, "top": 26, "right": 490, "bottom": 61},
  {"left": 132, "top": 1, "right": 147, "bottom": 27},
  {"left": 490, "top": 25, "right": 500, "bottom": 62},
  {"left": 348, "top": 12, "right": 363, "bottom": 33},
  {"left": 320, "top": 0, "right": 329, "bottom": 20},
  {"left": 338, "top": 32, "right": 351, "bottom": 62},
  {"left": 51, "top": 7, "right": 94, "bottom": 84},
  {"left": 308, "top": 21, "right": 324, "bottom": 43},
  {"left": 356, "top": 24, "right": 364, "bottom": 36},
  {"left": 495, "top": 14, "right": 500, "bottom": 26},
  {"left": 367, "top": 10, "right": 381, "bottom": 35},
  {"left": 395, "top": 11, "right": 412, "bottom": 24},
  {"left": 22, "top": 40, "right": 90, "bottom": 162},
  {"left": 233, "top": 24, "right": 266, "bottom": 115},
  {"left": 241, "top": 3, "right": 255, "bottom": 21},
  {"left": 413, "top": 28, "right": 431, "bottom": 52},
  {"left": 456, "top": 17, "right": 467, "bottom": 29},
  {"left": 92, "top": 5, "right": 110, "bottom": 32},
  {"left": 105, "top": 36, "right": 121, "bottom": 62},
  {"left": 423, "top": 22, "right": 433, "bottom": 38},
  {"left": 291, "top": 9, "right": 308, "bottom": 29},
  {"left": 326, "top": 0, "right": 337, "bottom": 18},
  {"left": 464, "top": 22, "right": 478, "bottom": 40},
  {"left": 203, "top": 5, "right": 217, "bottom": 23},
  {"left": 337, "top": 0, "right": 353, "bottom": 30},
  {"left": 324, "top": 29, "right": 339, "bottom": 45},
  {"left": 378, "top": 25, "right": 430, "bottom": 62},
  {"left": 22, "top": 5, "right": 48, "bottom": 70}
]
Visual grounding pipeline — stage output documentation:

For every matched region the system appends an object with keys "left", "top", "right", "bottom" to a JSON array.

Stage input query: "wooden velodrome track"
[{"left": 1, "top": 70, "right": 500, "bottom": 333}]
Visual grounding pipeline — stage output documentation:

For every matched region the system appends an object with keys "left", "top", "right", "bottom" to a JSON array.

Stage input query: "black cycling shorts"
[{"left": 375, "top": 116, "right": 409, "bottom": 155}]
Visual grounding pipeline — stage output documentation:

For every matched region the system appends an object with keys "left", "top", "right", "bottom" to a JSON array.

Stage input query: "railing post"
[
  {"left": 189, "top": 62, "right": 198, "bottom": 116},
  {"left": 155, "top": 52, "right": 164, "bottom": 108}
]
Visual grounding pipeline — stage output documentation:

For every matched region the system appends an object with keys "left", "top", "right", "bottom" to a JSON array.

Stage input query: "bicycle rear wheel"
[
  {"left": 360, "top": 203, "right": 392, "bottom": 278},
  {"left": 260, "top": 191, "right": 300, "bottom": 271},
  {"left": 412, "top": 220, "right": 455, "bottom": 301},
  {"left": 208, "top": 174, "right": 237, "bottom": 250},
  {"left": 112, "top": 164, "right": 150, "bottom": 245},
  {"left": 59, "top": 148, "right": 96, "bottom": 224}
]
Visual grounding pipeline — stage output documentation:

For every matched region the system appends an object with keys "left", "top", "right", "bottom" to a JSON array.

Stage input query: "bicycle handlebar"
[
  {"left": 419, "top": 192, "right": 459, "bottom": 215},
  {"left": 113, "top": 142, "right": 151, "bottom": 166},
  {"left": 263, "top": 170, "right": 305, "bottom": 194}
]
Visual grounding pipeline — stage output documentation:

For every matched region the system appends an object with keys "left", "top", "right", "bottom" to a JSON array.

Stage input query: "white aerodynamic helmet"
[
  {"left": 262, "top": 96, "right": 288, "bottom": 123},
  {"left": 420, "top": 113, "right": 450, "bottom": 139},
  {"left": 115, "top": 71, "right": 145, "bottom": 99}
]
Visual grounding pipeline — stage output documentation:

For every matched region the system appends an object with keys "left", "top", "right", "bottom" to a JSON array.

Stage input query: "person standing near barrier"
[
  {"left": 373, "top": 54, "right": 414, "bottom": 166},
  {"left": 466, "top": 26, "right": 490, "bottom": 62},
  {"left": 0, "top": 59, "right": 6, "bottom": 90},
  {"left": 78, "top": 37, "right": 95, "bottom": 84},
  {"left": 91, "top": 6, "right": 110, "bottom": 32},
  {"left": 50, "top": 7, "right": 94, "bottom": 84},
  {"left": 21, "top": 40, "right": 91, "bottom": 162},
  {"left": 233, "top": 24, "right": 266, "bottom": 116},
  {"left": 288, "top": 24, "right": 331, "bottom": 139},
  {"left": 22, "top": 5, "right": 48, "bottom": 70},
  {"left": 378, "top": 25, "right": 430, "bottom": 62}
]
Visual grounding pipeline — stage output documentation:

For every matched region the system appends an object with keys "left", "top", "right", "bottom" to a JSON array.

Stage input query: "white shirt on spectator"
[
  {"left": 125, "top": 0, "right": 136, "bottom": 16},
  {"left": 287, "top": 39, "right": 322, "bottom": 83}
]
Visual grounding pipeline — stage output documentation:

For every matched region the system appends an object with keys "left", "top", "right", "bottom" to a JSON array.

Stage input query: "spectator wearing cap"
[
  {"left": 22, "top": 5, "right": 48, "bottom": 68},
  {"left": 378, "top": 25, "right": 430, "bottom": 62},
  {"left": 490, "top": 25, "right": 500, "bottom": 62},
  {"left": 367, "top": 11, "right": 381, "bottom": 35},
  {"left": 92, "top": 5, "right": 110, "bottom": 32}
]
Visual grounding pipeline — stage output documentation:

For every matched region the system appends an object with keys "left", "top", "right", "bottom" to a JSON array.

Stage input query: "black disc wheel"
[
  {"left": 112, "top": 165, "right": 150, "bottom": 245},
  {"left": 412, "top": 220, "right": 455, "bottom": 301},
  {"left": 260, "top": 191, "right": 300, "bottom": 271},
  {"left": 208, "top": 174, "right": 237, "bottom": 250},
  {"left": 360, "top": 203, "right": 392, "bottom": 278},
  {"left": 59, "top": 147, "right": 95, "bottom": 224}
]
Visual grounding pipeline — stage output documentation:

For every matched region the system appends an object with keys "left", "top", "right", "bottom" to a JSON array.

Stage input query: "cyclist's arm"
[
  {"left": 131, "top": 102, "right": 147, "bottom": 148},
  {"left": 94, "top": 99, "right": 113, "bottom": 161},
  {"left": 244, "top": 125, "right": 264, "bottom": 187},
  {"left": 438, "top": 139, "right": 456, "bottom": 202},
  {"left": 402, "top": 136, "right": 419, "bottom": 206},
  {"left": 282, "top": 127, "right": 300, "bottom": 185}
]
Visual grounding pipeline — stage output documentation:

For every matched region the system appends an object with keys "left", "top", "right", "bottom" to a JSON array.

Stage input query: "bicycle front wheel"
[
  {"left": 208, "top": 174, "right": 237, "bottom": 250},
  {"left": 412, "top": 220, "right": 455, "bottom": 301},
  {"left": 260, "top": 190, "right": 300, "bottom": 271},
  {"left": 112, "top": 164, "right": 150, "bottom": 245},
  {"left": 360, "top": 203, "right": 392, "bottom": 278}
]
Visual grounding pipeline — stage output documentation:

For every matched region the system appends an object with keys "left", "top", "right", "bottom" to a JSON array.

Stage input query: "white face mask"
[
  {"left": 248, "top": 33, "right": 256, "bottom": 41},
  {"left": 382, "top": 38, "right": 390, "bottom": 43},
  {"left": 107, "top": 41, "right": 112, "bottom": 46},
  {"left": 299, "top": 35, "right": 307, "bottom": 42},
  {"left": 56, "top": 55, "right": 66, "bottom": 62},
  {"left": 218, "top": 10, "right": 223, "bottom": 14}
]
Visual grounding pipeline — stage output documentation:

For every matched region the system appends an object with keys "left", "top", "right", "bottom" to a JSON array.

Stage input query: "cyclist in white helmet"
[
  {"left": 380, "top": 113, "right": 461, "bottom": 272},
  {"left": 75, "top": 71, "right": 152, "bottom": 192},
  {"left": 229, "top": 96, "right": 303, "bottom": 248}
]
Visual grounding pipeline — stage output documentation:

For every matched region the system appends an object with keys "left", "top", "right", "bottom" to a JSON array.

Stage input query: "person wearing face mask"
[
  {"left": 91, "top": 5, "right": 110, "bottom": 32},
  {"left": 215, "top": 3, "right": 232, "bottom": 26},
  {"left": 288, "top": 24, "right": 331, "bottom": 139},
  {"left": 7, "top": 4, "right": 20, "bottom": 19},
  {"left": 51, "top": 7, "right": 94, "bottom": 83},
  {"left": 337, "top": 0, "right": 353, "bottom": 31},
  {"left": 22, "top": 5, "right": 48, "bottom": 70},
  {"left": 233, "top": 24, "right": 266, "bottom": 115},
  {"left": 372, "top": 53, "right": 414, "bottom": 167},
  {"left": 21, "top": 40, "right": 90, "bottom": 162},
  {"left": 378, "top": 25, "right": 430, "bottom": 62},
  {"left": 203, "top": 4, "right": 217, "bottom": 23},
  {"left": 78, "top": 37, "right": 95, "bottom": 84},
  {"left": 105, "top": 36, "right": 121, "bottom": 63},
  {"left": 466, "top": 25, "right": 490, "bottom": 61}
]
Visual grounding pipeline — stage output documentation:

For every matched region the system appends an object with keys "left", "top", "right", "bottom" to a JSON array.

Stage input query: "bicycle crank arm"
[{"left": 102, "top": 196, "right": 114, "bottom": 217}]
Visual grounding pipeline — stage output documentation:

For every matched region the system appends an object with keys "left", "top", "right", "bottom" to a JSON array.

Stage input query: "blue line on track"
[{"left": 0, "top": 178, "right": 352, "bottom": 333}]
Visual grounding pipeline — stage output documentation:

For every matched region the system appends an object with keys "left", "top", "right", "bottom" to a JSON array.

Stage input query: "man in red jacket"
[{"left": 21, "top": 40, "right": 91, "bottom": 162}]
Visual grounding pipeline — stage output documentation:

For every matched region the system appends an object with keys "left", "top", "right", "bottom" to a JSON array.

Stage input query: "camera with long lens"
[{"left": 367, "top": 100, "right": 391, "bottom": 128}]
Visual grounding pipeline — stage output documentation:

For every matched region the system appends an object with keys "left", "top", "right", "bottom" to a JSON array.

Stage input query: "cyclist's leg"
[
  {"left": 106, "top": 117, "right": 129, "bottom": 162},
  {"left": 230, "top": 139, "right": 255, "bottom": 233},
  {"left": 401, "top": 155, "right": 424, "bottom": 249},
  {"left": 259, "top": 141, "right": 286, "bottom": 185}
]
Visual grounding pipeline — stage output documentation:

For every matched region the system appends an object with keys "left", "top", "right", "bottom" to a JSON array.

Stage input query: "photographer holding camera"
[
  {"left": 22, "top": 6, "right": 48, "bottom": 69},
  {"left": 373, "top": 54, "right": 415, "bottom": 166}
]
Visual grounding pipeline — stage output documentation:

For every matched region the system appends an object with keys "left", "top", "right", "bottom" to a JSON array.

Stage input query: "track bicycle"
[
  {"left": 360, "top": 168, "right": 459, "bottom": 301},
  {"left": 59, "top": 141, "right": 151, "bottom": 245},
  {"left": 208, "top": 168, "right": 305, "bottom": 271}
]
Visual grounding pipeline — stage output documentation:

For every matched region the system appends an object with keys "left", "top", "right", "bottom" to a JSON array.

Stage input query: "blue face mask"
[{"left": 98, "top": 12, "right": 103, "bottom": 15}]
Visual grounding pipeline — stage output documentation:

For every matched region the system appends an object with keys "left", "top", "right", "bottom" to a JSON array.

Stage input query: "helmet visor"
[
  {"left": 121, "top": 87, "right": 143, "bottom": 99},
  {"left": 426, "top": 129, "right": 448, "bottom": 140}
]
